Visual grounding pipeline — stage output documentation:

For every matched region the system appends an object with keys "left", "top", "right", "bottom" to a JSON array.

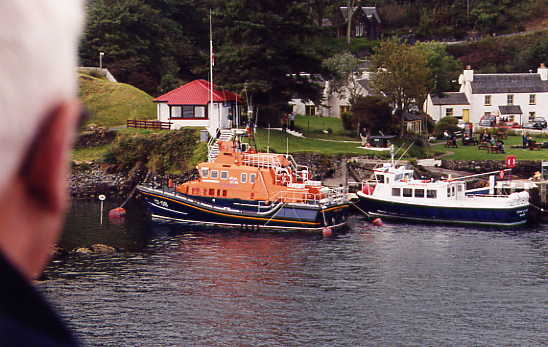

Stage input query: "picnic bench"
[
  {"left": 478, "top": 142, "right": 489, "bottom": 150},
  {"left": 495, "top": 131, "right": 507, "bottom": 139},
  {"left": 529, "top": 142, "right": 541, "bottom": 150},
  {"left": 488, "top": 145, "right": 504, "bottom": 154},
  {"left": 445, "top": 139, "right": 458, "bottom": 148}
]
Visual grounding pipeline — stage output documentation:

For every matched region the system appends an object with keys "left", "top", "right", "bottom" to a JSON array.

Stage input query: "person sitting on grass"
[{"left": 496, "top": 140, "right": 505, "bottom": 153}]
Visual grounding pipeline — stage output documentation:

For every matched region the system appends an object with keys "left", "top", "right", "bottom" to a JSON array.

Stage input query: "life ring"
[{"left": 499, "top": 170, "right": 505, "bottom": 179}]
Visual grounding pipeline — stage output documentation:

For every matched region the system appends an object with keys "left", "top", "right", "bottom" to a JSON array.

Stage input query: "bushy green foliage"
[
  {"left": 105, "top": 129, "right": 201, "bottom": 174},
  {"left": 351, "top": 96, "right": 395, "bottom": 134},
  {"left": 433, "top": 116, "right": 460, "bottom": 138},
  {"left": 340, "top": 112, "right": 354, "bottom": 131}
]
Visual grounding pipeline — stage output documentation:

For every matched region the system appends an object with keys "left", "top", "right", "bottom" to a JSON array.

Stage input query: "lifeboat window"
[
  {"left": 427, "top": 190, "right": 437, "bottom": 198},
  {"left": 415, "top": 189, "right": 425, "bottom": 198},
  {"left": 457, "top": 184, "right": 463, "bottom": 192},
  {"left": 220, "top": 171, "right": 229, "bottom": 180},
  {"left": 210, "top": 170, "right": 219, "bottom": 179},
  {"left": 203, "top": 188, "right": 208, "bottom": 195},
  {"left": 451, "top": 186, "right": 455, "bottom": 196},
  {"left": 201, "top": 168, "right": 209, "bottom": 178},
  {"left": 250, "top": 174, "right": 257, "bottom": 184},
  {"left": 241, "top": 173, "right": 247, "bottom": 183},
  {"left": 222, "top": 190, "right": 227, "bottom": 197},
  {"left": 209, "top": 188, "right": 215, "bottom": 196},
  {"left": 392, "top": 188, "right": 400, "bottom": 196},
  {"left": 403, "top": 188, "right": 412, "bottom": 197},
  {"left": 192, "top": 188, "right": 200, "bottom": 195},
  {"left": 376, "top": 174, "right": 384, "bottom": 183},
  {"left": 217, "top": 189, "right": 221, "bottom": 196}
]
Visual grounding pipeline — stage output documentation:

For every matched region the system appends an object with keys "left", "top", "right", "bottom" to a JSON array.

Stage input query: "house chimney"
[
  {"left": 463, "top": 65, "right": 474, "bottom": 82},
  {"left": 538, "top": 63, "right": 548, "bottom": 81}
]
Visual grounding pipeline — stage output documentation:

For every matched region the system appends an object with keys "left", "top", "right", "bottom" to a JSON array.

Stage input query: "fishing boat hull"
[
  {"left": 356, "top": 194, "right": 529, "bottom": 227},
  {"left": 138, "top": 186, "right": 349, "bottom": 232}
]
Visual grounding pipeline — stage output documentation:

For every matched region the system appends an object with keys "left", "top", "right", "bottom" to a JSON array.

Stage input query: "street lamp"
[{"left": 99, "top": 52, "right": 104, "bottom": 69}]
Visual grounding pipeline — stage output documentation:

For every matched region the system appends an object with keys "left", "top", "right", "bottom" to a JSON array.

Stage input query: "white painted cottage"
[
  {"left": 424, "top": 64, "right": 548, "bottom": 125},
  {"left": 154, "top": 79, "right": 242, "bottom": 135}
]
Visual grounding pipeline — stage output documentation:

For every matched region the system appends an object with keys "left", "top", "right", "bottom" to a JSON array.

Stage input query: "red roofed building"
[{"left": 155, "top": 79, "right": 242, "bottom": 133}]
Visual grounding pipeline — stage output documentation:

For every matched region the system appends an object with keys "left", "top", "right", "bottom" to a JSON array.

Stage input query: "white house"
[
  {"left": 424, "top": 64, "right": 548, "bottom": 125},
  {"left": 154, "top": 79, "right": 242, "bottom": 135},
  {"left": 423, "top": 92, "right": 470, "bottom": 122},
  {"left": 290, "top": 65, "right": 373, "bottom": 118}
]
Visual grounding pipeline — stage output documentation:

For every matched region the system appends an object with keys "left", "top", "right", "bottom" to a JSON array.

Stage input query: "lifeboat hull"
[{"left": 138, "top": 186, "right": 349, "bottom": 232}]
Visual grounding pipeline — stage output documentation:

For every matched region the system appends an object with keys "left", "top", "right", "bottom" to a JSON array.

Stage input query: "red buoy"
[
  {"left": 371, "top": 218, "right": 384, "bottom": 226},
  {"left": 108, "top": 207, "right": 126, "bottom": 224},
  {"left": 322, "top": 226, "right": 333, "bottom": 237}
]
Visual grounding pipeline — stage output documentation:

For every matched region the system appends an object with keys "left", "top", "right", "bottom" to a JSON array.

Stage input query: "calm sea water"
[{"left": 40, "top": 200, "right": 547, "bottom": 346}]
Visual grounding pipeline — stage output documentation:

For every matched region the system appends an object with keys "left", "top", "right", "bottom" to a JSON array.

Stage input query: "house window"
[
  {"left": 507, "top": 94, "right": 514, "bottom": 105},
  {"left": 355, "top": 22, "right": 365, "bottom": 37},
  {"left": 392, "top": 188, "right": 400, "bottom": 196},
  {"left": 427, "top": 190, "right": 437, "bottom": 198},
  {"left": 250, "top": 173, "right": 257, "bottom": 184},
  {"left": 210, "top": 170, "right": 219, "bottom": 179},
  {"left": 446, "top": 108, "right": 454, "bottom": 117},
  {"left": 194, "top": 106, "right": 206, "bottom": 118},
  {"left": 305, "top": 105, "right": 316, "bottom": 116},
  {"left": 170, "top": 105, "right": 207, "bottom": 119},
  {"left": 415, "top": 189, "right": 425, "bottom": 198},
  {"left": 484, "top": 95, "right": 491, "bottom": 106},
  {"left": 201, "top": 168, "right": 209, "bottom": 178},
  {"left": 340, "top": 105, "right": 351, "bottom": 114},
  {"left": 241, "top": 173, "right": 247, "bottom": 183},
  {"left": 529, "top": 94, "right": 536, "bottom": 105},
  {"left": 529, "top": 112, "right": 536, "bottom": 121},
  {"left": 220, "top": 171, "right": 229, "bottom": 180},
  {"left": 403, "top": 188, "right": 412, "bottom": 197}
]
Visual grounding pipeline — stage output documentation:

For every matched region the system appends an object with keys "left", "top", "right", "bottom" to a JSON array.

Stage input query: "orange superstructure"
[{"left": 177, "top": 140, "right": 325, "bottom": 203}]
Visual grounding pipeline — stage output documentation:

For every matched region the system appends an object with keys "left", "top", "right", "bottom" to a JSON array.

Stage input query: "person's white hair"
[{"left": 0, "top": 1, "right": 84, "bottom": 194}]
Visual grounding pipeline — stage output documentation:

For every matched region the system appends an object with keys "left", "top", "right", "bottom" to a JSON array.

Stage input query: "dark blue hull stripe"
[{"left": 356, "top": 197, "right": 528, "bottom": 226}]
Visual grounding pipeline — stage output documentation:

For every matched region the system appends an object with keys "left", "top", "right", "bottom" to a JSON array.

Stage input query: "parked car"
[
  {"left": 479, "top": 114, "right": 496, "bottom": 127},
  {"left": 523, "top": 122, "right": 544, "bottom": 130},
  {"left": 533, "top": 116, "right": 547, "bottom": 129}
]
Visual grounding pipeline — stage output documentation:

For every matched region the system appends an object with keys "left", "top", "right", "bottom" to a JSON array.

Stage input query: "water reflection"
[{"left": 39, "top": 202, "right": 548, "bottom": 346}]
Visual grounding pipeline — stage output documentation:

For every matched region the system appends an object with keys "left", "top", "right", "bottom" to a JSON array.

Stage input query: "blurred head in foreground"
[{"left": 0, "top": 1, "right": 84, "bottom": 280}]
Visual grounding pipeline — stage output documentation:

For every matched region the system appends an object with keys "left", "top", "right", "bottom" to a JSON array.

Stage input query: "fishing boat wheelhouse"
[
  {"left": 355, "top": 163, "right": 529, "bottom": 227},
  {"left": 138, "top": 132, "right": 349, "bottom": 232}
]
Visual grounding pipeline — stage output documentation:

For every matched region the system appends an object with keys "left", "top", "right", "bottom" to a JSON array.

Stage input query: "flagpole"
[{"left": 209, "top": 9, "right": 215, "bottom": 133}]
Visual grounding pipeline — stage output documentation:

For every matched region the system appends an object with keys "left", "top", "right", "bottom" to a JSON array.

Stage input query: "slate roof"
[
  {"left": 471, "top": 74, "right": 548, "bottom": 94},
  {"left": 498, "top": 105, "right": 522, "bottom": 114},
  {"left": 430, "top": 92, "right": 469, "bottom": 105},
  {"left": 154, "top": 79, "right": 240, "bottom": 105},
  {"left": 402, "top": 111, "right": 424, "bottom": 121},
  {"left": 340, "top": 7, "right": 381, "bottom": 23}
]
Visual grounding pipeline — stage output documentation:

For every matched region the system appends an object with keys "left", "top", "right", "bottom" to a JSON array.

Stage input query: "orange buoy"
[
  {"left": 108, "top": 207, "right": 126, "bottom": 224},
  {"left": 371, "top": 218, "right": 384, "bottom": 226},
  {"left": 322, "top": 226, "right": 333, "bottom": 237}
]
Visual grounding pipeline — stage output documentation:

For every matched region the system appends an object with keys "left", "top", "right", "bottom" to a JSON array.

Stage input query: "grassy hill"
[{"left": 78, "top": 73, "right": 156, "bottom": 128}]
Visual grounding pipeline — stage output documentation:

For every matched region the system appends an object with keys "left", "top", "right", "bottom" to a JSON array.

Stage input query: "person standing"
[
  {"left": 281, "top": 112, "right": 288, "bottom": 132},
  {"left": 289, "top": 111, "right": 296, "bottom": 131},
  {"left": 0, "top": 1, "right": 84, "bottom": 346}
]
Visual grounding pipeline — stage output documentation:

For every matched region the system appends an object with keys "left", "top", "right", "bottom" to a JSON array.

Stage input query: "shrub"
[
  {"left": 433, "top": 116, "right": 460, "bottom": 138},
  {"left": 340, "top": 112, "right": 354, "bottom": 131}
]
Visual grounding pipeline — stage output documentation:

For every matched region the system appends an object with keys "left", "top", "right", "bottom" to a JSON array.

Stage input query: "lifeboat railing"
[
  {"left": 242, "top": 153, "right": 284, "bottom": 168},
  {"left": 271, "top": 186, "right": 348, "bottom": 206}
]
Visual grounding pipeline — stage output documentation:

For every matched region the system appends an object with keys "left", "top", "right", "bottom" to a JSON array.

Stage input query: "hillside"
[{"left": 78, "top": 73, "right": 156, "bottom": 128}]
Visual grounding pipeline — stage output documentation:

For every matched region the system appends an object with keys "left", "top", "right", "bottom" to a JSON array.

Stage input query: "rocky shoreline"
[{"left": 69, "top": 156, "right": 545, "bottom": 199}]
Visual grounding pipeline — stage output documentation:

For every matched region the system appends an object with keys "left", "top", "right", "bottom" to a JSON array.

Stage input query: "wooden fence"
[{"left": 127, "top": 119, "right": 172, "bottom": 130}]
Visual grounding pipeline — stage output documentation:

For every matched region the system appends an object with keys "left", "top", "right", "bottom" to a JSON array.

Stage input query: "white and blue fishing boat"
[{"left": 355, "top": 163, "right": 529, "bottom": 227}]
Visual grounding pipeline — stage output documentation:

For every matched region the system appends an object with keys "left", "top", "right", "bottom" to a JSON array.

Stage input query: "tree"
[
  {"left": 345, "top": 0, "right": 362, "bottom": 45},
  {"left": 369, "top": 40, "right": 431, "bottom": 135},
  {"left": 352, "top": 96, "right": 395, "bottom": 135},
  {"left": 80, "top": 0, "right": 205, "bottom": 94},
  {"left": 210, "top": 0, "right": 327, "bottom": 126},
  {"left": 415, "top": 42, "right": 462, "bottom": 95},
  {"left": 322, "top": 52, "right": 362, "bottom": 108}
]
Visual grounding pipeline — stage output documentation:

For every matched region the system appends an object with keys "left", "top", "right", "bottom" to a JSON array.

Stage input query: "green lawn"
[
  {"left": 79, "top": 73, "right": 156, "bottom": 127},
  {"left": 254, "top": 128, "right": 394, "bottom": 157},
  {"left": 440, "top": 135, "right": 548, "bottom": 160},
  {"left": 72, "top": 144, "right": 112, "bottom": 162},
  {"left": 294, "top": 115, "right": 358, "bottom": 141}
]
